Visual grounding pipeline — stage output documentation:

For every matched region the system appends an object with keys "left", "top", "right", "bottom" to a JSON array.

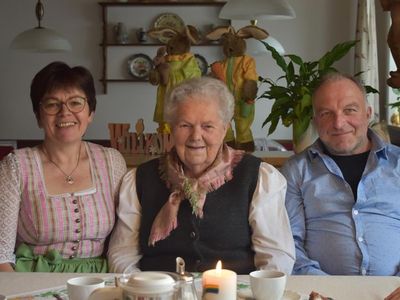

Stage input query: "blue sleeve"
[{"left": 280, "top": 159, "right": 329, "bottom": 275}]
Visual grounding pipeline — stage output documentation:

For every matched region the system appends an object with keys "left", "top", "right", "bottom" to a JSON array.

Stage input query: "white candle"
[{"left": 202, "top": 261, "right": 237, "bottom": 300}]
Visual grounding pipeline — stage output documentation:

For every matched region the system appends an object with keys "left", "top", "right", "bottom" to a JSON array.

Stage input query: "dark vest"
[{"left": 136, "top": 154, "right": 261, "bottom": 274}]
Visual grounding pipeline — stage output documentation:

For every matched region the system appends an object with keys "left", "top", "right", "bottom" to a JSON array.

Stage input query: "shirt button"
[
  {"left": 75, "top": 229, "right": 81, "bottom": 233},
  {"left": 71, "top": 246, "right": 77, "bottom": 251},
  {"left": 353, "top": 210, "right": 359, "bottom": 215},
  {"left": 190, "top": 232, "right": 196, "bottom": 239},
  {"left": 69, "top": 255, "right": 75, "bottom": 259},
  {"left": 72, "top": 199, "right": 78, "bottom": 204},
  {"left": 74, "top": 208, "right": 79, "bottom": 213},
  {"left": 361, "top": 268, "right": 367, "bottom": 275},
  {"left": 75, "top": 219, "right": 80, "bottom": 223},
  {"left": 358, "top": 236, "right": 364, "bottom": 242},
  {"left": 74, "top": 240, "right": 80, "bottom": 243}
]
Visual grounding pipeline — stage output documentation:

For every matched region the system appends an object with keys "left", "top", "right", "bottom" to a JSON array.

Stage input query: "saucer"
[{"left": 237, "top": 281, "right": 304, "bottom": 300}]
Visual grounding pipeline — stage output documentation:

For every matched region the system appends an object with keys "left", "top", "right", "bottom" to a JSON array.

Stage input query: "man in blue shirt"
[{"left": 281, "top": 72, "right": 400, "bottom": 280}]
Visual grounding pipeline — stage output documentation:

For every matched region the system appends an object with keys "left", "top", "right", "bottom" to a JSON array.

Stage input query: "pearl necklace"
[{"left": 41, "top": 143, "right": 82, "bottom": 185}]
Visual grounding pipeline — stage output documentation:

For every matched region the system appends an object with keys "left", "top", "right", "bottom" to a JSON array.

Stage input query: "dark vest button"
[{"left": 190, "top": 231, "right": 196, "bottom": 239}]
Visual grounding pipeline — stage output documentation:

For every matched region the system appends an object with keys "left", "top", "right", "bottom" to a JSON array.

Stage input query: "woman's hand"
[
  {"left": 385, "top": 287, "right": 400, "bottom": 300},
  {"left": 0, "top": 263, "right": 14, "bottom": 272}
]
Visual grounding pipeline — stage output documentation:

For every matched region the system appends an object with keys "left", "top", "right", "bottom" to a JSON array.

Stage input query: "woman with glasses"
[{"left": 0, "top": 61, "right": 127, "bottom": 272}]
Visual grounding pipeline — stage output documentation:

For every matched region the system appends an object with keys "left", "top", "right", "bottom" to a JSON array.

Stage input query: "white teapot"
[
  {"left": 89, "top": 258, "right": 198, "bottom": 300},
  {"left": 89, "top": 271, "right": 175, "bottom": 300}
]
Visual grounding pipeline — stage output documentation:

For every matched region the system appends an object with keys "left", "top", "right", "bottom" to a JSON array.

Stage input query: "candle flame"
[{"left": 216, "top": 260, "right": 222, "bottom": 275}]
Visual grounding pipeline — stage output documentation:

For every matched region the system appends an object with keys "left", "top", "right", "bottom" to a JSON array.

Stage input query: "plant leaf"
[
  {"left": 287, "top": 54, "right": 304, "bottom": 66},
  {"left": 318, "top": 40, "right": 358, "bottom": 70},
  {"left": 262, "top": 41, "right": 287, "bottom": 73},
  {"left": 267, "top": 117, "right": 279, "bottom": 135},
  {"left": 287, "top": 62, "right": 295, "bottom": 84},
  {"left": 389, "top": 102, "right": 400, "bottom": 108},
  {"left": 365, "top": 85, "right": 379, "bottom": 94}
]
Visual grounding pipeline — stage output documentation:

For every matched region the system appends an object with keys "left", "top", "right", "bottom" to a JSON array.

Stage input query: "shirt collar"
[{"left": 307, "top": 128, "right": 388, "bottom": 161}]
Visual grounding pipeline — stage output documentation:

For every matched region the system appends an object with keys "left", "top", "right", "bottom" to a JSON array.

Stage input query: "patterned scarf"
[{"left": 148, "top": 144, "right": 244, "bottom": 246}]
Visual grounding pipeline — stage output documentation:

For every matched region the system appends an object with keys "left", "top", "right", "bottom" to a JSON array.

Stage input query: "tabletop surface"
[{"left": 1, "top": 272, "right": 400, "bottom": 299}]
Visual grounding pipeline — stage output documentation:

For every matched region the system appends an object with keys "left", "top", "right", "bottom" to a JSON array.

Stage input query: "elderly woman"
[
  {"left": 0, "top": 62, "right": 127, "bottom": 272},
  {"left": 108, "top": 77, "right": 294, "bottom": 274}
]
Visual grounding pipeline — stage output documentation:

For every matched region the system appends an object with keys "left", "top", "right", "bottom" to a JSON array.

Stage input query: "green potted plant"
[{"left": 259, "top": 40, "right": 378, "bottom": 152}]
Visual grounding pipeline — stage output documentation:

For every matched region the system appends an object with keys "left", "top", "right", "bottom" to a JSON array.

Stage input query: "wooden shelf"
[
  {"left": 99, "top": 0, "right": 226, "bottom": 93},
  {"left": 99, "top": 1, "right": 226, "bottom": 7}
]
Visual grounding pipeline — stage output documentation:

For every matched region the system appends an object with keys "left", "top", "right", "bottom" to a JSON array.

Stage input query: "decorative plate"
[
  {"left": 127, "top": 54, "right": 153, "bottom": 79},
  {"left": 153, "top": 13, "right": 185, "bottom": 43},
  {"left": 195, "top": 54, "right": 208, "bottom": 76}
]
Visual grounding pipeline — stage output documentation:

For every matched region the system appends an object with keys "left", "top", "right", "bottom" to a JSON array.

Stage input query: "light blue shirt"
[{"left": 281, "top": 130, "right": 400, "bottom": 276}]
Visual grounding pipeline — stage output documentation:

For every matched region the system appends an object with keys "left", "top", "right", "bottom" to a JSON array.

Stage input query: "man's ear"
[{"left": 366, "top": 105, "right": 372, "bottom": 119}]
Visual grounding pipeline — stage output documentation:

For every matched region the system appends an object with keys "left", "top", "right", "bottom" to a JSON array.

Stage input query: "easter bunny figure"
[
  {"left": 206, "top": 25, "right": 268, "bottom": 151},
  {"left": 147, "top": 25, "right": 202, "bottom": 134}
]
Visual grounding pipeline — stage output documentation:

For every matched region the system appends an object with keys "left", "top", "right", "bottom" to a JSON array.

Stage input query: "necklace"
[{"left": 41, "top": 143, "right": 82, "bottom": 185}]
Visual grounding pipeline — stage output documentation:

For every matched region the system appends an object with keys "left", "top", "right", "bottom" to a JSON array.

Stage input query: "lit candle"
[{"left": 202, "top": 261, "right": 237, "bottom": 300}]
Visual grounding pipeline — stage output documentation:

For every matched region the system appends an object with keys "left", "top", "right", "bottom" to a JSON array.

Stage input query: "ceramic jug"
[
  {"left": 114, "top": 22, "right": 128, "bottom": 44},
  {"left": 88, "top": 272, "right": 176, "bottom": 300},
  {"left": 88, "top": 258, "right": 198, "bottom": 300}
]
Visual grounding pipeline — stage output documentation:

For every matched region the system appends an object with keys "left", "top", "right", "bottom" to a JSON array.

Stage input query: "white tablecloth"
[{"left": 1, "top": 272, "right": 400, "bottom": 299}]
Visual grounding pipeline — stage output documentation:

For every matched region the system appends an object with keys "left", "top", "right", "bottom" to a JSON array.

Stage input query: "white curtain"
[{"left": 354, "top": 0, "right": 380, "bottom": 122}]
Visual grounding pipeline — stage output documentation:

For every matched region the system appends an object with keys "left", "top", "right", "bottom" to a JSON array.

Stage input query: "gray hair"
[
  {"left": 164, "top": 77, "right": 235, "bottom": 125},
  {"left": 313, "top": 72, "right": 367, "bottom": 102}
]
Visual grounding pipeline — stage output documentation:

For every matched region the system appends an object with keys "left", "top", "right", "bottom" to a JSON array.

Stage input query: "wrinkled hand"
[{"left": 385, "top": 287, "right": 400, "bottom": 300}]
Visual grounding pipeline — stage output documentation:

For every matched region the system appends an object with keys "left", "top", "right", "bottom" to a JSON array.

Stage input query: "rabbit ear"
[
  {"left": 205, "top": 26, "right": 232, "bottom": 41},
  {"left": 237, "top": 25, "right": 269, "bottom": 40},
  {"left": 186, "top": 25, "right": 201, "bottom": 44},
  {"left": 147, "top": 27, "right": 178, "bottom": 43}
]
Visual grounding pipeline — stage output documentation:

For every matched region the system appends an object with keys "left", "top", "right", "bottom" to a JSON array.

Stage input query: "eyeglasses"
[{"left": 40, "top": 96, "right": 87, "bottom": 115}]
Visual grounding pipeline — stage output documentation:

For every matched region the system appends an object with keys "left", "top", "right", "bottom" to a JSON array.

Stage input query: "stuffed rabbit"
[
  {"left": 206, "top": 25, "right": 268, "bottom": 151},
  {"left": 147, "top": 25, "right": 202, "bottom": 133}
]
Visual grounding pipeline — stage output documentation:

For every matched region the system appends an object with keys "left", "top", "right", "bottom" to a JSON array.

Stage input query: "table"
[{"left": 1, "top": 272, "right": 400, "bottom": 299}]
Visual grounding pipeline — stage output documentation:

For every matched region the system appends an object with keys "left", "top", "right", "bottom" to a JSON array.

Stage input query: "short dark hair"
[{"left": 30, "top": 61, "right": 97, "bottom": 118}]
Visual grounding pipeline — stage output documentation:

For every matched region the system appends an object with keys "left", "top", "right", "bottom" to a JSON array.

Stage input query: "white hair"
[{"left": 164, "top": 76, "right": 235, "bottom": 125}]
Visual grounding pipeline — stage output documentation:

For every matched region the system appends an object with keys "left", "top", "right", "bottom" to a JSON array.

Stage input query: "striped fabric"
[{"left": 14, "top": 142, "right": 124, "bottom": 259}]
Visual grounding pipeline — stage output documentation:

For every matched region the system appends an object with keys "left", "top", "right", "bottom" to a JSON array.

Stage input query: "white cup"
[
  {"left": 249, "top": 270, "right": 287, "bottom": 300},
  {"left": 67, "top": 276, "right": 105, "bottom": 300}
]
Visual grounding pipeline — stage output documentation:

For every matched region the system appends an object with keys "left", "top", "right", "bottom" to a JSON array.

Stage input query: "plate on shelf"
[
  {"left": 195, "top": 54, "right": 208, "bottom": 76},
  {"left": 127, "top": 54, "right": 153, "bottom": 79},
  {"left": 153, "top": 13, "right": 185, "bottom": 43}
]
